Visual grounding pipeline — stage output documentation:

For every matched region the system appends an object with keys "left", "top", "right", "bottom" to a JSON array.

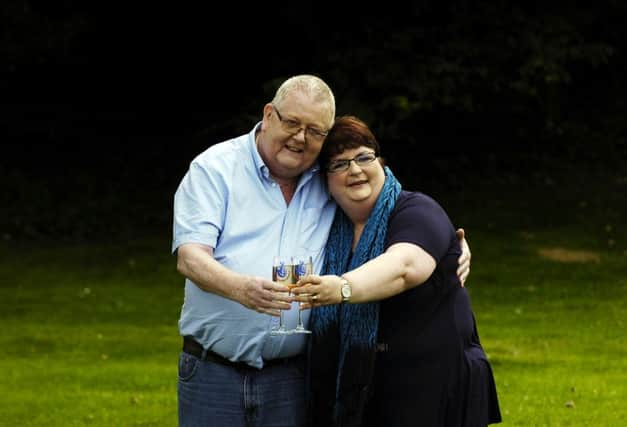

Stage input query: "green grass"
[
  {"left": 1, "top": 232, "right": 625, "bottom": 426},
  {"left": 468, "top": 228, "right": 627, "bottom": 426},
  {"left": 0, "top": 238, "right": 182, "bottom": 426},
  {"left": 1, "top": 163, "right": 626, "bottom": 425}
]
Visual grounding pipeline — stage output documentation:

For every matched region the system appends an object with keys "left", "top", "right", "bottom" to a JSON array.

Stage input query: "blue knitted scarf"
[{"left": 311, "top": 166, "right": 401, "bottom": 400}]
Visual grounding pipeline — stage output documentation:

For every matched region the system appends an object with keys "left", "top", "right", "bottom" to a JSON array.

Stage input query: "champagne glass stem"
[
  {"left": 271, "top": 256, "right": 291, "bottom": 335},
  {"left": 279, "top": 305, "right": 286, "bottom": 330},
  {"left": 296, "top": 300, "right": 304, "bottom": 328},
  {"left": 292, "top": 255, "right": 312, "bottom": 334}
]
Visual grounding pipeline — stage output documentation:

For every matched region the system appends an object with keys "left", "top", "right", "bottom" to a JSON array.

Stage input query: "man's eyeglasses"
[
  {"left": 272, "top": 104, "right": 329, "bottom": 142},
  {"left": 326, "top": 151, "right": 378, "bottom": 173}
]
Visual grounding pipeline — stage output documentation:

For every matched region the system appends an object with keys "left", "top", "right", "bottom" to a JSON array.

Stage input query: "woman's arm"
[{"left": 292, "top": 242, "right": 436, "bottom": 307}]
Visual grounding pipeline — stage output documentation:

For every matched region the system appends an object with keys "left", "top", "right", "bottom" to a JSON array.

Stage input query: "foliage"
[
  {"left": 2, "top": 1, "right": 626, "bottom": 242},
  {"left": 0, "top": 0, "right": 90, "bottom": 67},
  {"left": 310, "top": 2, "right": 624, "bottom": 158}
]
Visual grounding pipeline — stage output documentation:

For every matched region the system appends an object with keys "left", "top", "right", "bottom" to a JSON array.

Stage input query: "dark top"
[{"left": 308, "top": 191, "right": 501, "bottom": 427}]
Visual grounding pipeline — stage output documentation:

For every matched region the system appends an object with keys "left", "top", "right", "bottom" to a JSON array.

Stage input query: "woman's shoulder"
[
  {"left": 395, "top": 190, "right": 445, "bottom": 213},
  {"left": 392, "top": 190, "right": 454, "bottom": 231},
  {"left": 386, "top": 190, "right": 456, "bottom": 257}
]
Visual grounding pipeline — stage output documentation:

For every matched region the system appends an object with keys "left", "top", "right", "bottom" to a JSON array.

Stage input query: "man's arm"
[{"left": 176, "top": 243, "right": 291, "bottom": 316}]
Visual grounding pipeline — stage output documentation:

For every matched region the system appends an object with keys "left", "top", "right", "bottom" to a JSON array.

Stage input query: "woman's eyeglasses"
[{"left": 326, "top": 151, "right": 378, "bottom": 173}]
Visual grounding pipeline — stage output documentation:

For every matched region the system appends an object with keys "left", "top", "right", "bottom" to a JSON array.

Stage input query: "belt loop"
[{"left": 201, "top": 348, "right": 208, "bottom": 361}]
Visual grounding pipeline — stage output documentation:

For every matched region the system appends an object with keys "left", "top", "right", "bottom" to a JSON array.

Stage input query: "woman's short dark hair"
[{"left": 319, "top": 115, "right": 381, "bottom": 170}]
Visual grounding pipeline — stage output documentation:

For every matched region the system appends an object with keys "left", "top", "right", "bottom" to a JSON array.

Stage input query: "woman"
[{"left": 292, "top": 116, "right": 501, "bottom": 426}]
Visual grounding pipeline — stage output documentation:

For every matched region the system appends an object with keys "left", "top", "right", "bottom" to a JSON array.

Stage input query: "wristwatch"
[{"left": 340, "top": 277, "right": 352, "bottom": 303}]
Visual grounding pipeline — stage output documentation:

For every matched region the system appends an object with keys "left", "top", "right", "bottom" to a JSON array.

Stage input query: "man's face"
[{"left": 258, "top": 92, "right": 331, "bottom": 180}]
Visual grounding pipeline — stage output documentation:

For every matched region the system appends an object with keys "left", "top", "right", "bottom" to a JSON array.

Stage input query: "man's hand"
[
  {"left": 237, "top": 276, "right": 292, "bottom": 316},
  {"left": 456, "top": 228, "right": 471, "bottom": 287},
  {"left": 176, "top": 243, "right": 292, "bottom": 315}
]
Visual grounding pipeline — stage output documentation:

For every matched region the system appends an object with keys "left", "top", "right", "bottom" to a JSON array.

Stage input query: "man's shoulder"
[
  {"left": 193, "top": 133, "right": 251, "bottom": 167},
  {"left": 200, "top": 132, "right": 249, "bottom": 156}
]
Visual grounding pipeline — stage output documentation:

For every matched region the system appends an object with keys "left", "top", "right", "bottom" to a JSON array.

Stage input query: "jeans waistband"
[{"left": 182, "top": 336, "right": 303, "bottom": 370}]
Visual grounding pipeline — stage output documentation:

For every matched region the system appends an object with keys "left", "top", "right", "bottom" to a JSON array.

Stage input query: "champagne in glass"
[
  {"left": 291, "top": 255, "right": 313, "bottom": 334},
  {"left": 270, "top": 255, "right": 292, "bottom": 335}
]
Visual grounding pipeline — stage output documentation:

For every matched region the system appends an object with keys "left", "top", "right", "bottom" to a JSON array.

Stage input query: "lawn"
[
  {"left": 0, "top": 238, "right": 182, "bottom": 426},
  {"left": 1, "top": 164, "right": 626, "bottom": 425}
]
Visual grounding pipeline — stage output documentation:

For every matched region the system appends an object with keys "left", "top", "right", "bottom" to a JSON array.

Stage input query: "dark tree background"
[{"left": 2, "top": 1, "right": 626, "bottom": 241}]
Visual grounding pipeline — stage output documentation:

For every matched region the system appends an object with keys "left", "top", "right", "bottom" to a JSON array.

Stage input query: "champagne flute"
[
  {"left": 291, "top": 255, "right": 313, "bottom": 334},
  {"left": 270, "top": 255, "right": 292, "bottom": 335}
]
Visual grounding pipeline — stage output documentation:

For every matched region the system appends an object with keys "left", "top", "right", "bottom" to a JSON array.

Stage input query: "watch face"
[{"left": 342, "top": 284, "right": 351, "bottom": 298}]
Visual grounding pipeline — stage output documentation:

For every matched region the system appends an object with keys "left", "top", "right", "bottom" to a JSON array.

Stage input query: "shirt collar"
[{"left": 248, "top": 122, "right": 268, "bottom": 179}]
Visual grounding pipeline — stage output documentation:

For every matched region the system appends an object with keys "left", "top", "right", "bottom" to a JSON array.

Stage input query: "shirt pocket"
[{"left": 298, "top": 207, "right": 330, "bottom": 255}]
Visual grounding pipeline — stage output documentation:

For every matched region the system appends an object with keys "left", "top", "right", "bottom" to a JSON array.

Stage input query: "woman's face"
[{"left": 326, "top": 145, "right": 385, "bottom": 211}]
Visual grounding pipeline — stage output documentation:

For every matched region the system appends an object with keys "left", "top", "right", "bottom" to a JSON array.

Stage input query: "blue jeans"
[{"left": 178, "top": 351, "right": 306, "bottom": 427}]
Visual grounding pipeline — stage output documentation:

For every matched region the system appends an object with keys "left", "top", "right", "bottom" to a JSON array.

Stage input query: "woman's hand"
[{"left": 291, "top": 274, "right": 343, "bottom": 309}]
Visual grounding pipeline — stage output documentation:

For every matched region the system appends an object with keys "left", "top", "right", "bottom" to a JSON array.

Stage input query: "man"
[{"left": 172, "top": 75, "right": 471, "bottom": 426}]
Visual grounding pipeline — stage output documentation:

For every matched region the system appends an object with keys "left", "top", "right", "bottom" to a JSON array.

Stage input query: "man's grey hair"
[{"left": 272, "top": 74, "right": 336, "bottom": 128}]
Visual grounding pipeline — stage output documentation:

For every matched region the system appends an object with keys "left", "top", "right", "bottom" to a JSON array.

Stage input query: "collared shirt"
[{"left": 172, "top": 123, "right": 336, "bottom": 368}]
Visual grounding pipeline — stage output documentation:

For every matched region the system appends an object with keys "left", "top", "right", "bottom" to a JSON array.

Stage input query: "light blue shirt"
[{"left": 172, "top": 123, "right": 336, "bottom": 368}]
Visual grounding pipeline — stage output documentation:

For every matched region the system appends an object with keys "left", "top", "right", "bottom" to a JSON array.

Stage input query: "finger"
[
  {"left": 291, "top": 294, "right": 310, "bottom": 303},
  {"left": 301, "top": 294, "right": 321, "bottom": 310},
  {"left": 265, "top": 288, "right": 291, "bottom": 302},
  {"left": 262, "top": 297, "right": 292, "bottom": 309},
  {"left": 456, "top": 269, "right": 467, "bottom": 287},
  {"left": 298, "top": 274, "right": 322, "bottom": 285},
  {"left": 259, "top": 308, "right": 282, "bottom": 317},
  {"left": 456, "top": 228, "right": 465, "bottom": 240},
  {"left": 269, "top": 283, "right": 291, "bottom": 292},
  {"left": 291, "top": 284, "right": 315, "bottom": 295},
  {"left": 456, "top": 258, "right": 469, "bottom": 276},
  {"left": 458, "top": 248, "right": 469, "bottom": 263},
  {"left": 459, "top": 267, "right": 469, "bottom": 287}
]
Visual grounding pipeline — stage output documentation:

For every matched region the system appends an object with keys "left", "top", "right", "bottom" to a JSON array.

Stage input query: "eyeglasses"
[
  {"left": 326, "top": 151, "right": 378, "bottom": 173},
  {"left": 272, "top": 104, "right": 329, "bottom": 142}
]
